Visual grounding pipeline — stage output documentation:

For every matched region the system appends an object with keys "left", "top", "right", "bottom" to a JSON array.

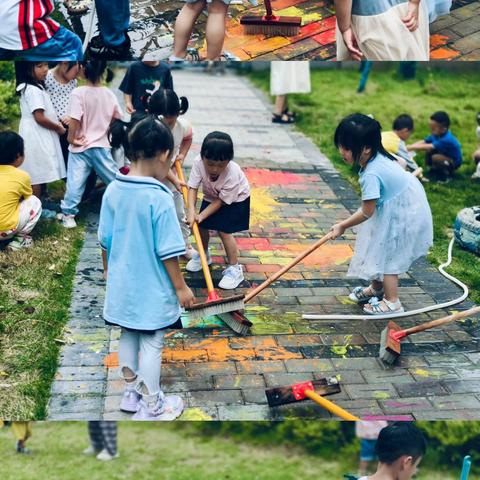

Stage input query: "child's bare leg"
[
  {"left": 32, "top": 184, "right": 42, "bottom": 198},
  {"left": 382, "top": 274, "right": 399, "bottom": 302},
  {"left": 199, "top": 226, "right": 210, "bottom": 253},
  {"left": 219, "top": 231, "right": 238, "bottom": 265},
  {"left": 173, "top": 1, "right": 206, "bottom": 58},
  {"left": 205, "top": 0, "right": 229, "bottom": 60}
]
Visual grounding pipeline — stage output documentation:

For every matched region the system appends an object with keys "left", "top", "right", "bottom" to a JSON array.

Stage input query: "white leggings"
[{"left": 118, "top": 328, "right": 165, "bottom": 396}]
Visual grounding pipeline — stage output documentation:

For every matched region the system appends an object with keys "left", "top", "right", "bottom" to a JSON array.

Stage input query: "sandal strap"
[{"left": 366, "top": 297, "right": 401, "bottom": 313}]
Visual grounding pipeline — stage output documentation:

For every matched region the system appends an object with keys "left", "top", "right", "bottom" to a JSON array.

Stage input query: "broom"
[
  {"left": 240, "top": 0, "right": 302, "bottom": 36},
  {"left": 379, "top": 305, "right": 480, "bottom": 365},
  {"left": 174, "top": 160, "right": 249, "bottom": 332}
]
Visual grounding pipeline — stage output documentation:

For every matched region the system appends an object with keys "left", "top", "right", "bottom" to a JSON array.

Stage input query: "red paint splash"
[{"left": 245, "top": 168, "right": 317, "bottom": 186}]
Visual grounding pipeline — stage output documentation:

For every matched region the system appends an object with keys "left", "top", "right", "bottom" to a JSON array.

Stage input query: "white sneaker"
[
  {"left": 132, "top": 392, "right": 184, "bottom": 421},
  {"left": 96, "top": 449, "right": 119, "bottom": 461},
  {"left": 61, "top": 214, "right": 77, "bottom": 229},
  {"left": 185, "top": 250, "right": 212, "bottom": 272},
  {"left": 83, "top": 446, "right": 101, "bottom": 456},
  {"left": 218, "top": 264, "right": 244, "bottom": 290},
  {"left": 183, "top": 245, "right": 197, "bottom": 261}
]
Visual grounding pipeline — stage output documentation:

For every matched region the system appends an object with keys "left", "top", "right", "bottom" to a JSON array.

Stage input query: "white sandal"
[
  {"left": 363, "top": 297, "right": 404, "bottom": 315},
  {"left": 349, "top": 285, "right": 384, "bottom": 304}
]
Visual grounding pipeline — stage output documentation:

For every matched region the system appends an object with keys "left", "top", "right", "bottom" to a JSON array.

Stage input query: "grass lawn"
[
  {"left": 248, "top": 65, "right": 480, "bottom": 303},
  {"left": 0, "top": 422, "right": 459, "bottom": 480},
  {"left": 0, "top": 182, "right": 84, "bottom": 420}
]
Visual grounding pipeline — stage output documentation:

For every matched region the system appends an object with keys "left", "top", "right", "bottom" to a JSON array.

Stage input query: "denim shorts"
[{"left": 360, "top": 438, "right": 377, "bottom": 461}]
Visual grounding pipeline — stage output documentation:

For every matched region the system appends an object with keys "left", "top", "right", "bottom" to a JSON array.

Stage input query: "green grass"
[
  {"left": 247, "top": 65, "right": 480, "bottom": 303},
  {"left": 0, "top": 422, "right": 459, "bottom": 480},
  {"left": 0, "top": 185, "right": 84, "bottom": 419}
]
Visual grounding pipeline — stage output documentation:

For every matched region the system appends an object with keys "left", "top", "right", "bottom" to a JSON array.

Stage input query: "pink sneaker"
[
  {"left": 120, "top": 385, "right": 141, "bottom": 413},
  {"left": 132, "top": 392, "right": 184, "bottom": 421}
]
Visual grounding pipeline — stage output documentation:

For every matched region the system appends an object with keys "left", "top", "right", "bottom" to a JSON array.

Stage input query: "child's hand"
[
  {"left": 56, "top": 123, "right": 67, "bottom": 136},
  {"left": 176, "top": 154, "right": 185, "bottom": 165},
  {"left": 71, "top": 136, "right": 87, "bottom": 147},
  {"left": 187, "top": 211, "right": 196, "bottom": 228},
  {"left": 61, "top": 116, "right": 71, "bottom": 127},
  {"left": 195, "top": 214, "right": 204, "bottom": 225},
  {"left": 174, "top": 179, "right": 188, "bottom": 193},
  {"left": 177, "top": 285, "right": 195, "bottom": 308},
  {"left": 125, "top": 103, "right": 135, "bottom": 115},
  {"left": 342, "top": 28, "right": 363, "bottom": 61},
  {"left": 103, "top": 270, "right": 108, "bottom": 280},
  {"left": 402, "top": 0, "right": 420, "bottom": 31},
  {"left": 330, "top": 223, "right": 346, "bottom": 240}
]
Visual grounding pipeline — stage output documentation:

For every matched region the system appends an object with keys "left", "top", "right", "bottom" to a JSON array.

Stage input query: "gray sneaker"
[
  {"left": 120, "top": 384, "right": 141, "bottom": 413},
  {"left": 132, "top": 392, "right": 184, "bottom": 421}
]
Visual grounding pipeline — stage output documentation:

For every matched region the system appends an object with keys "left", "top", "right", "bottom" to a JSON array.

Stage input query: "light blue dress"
[{"left": 347, "top": 154, "right": 433, "bottom": 281}]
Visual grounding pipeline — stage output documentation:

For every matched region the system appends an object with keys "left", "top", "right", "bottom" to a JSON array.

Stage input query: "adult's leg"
[
  {"left": 21, "top": 28, "right": 83, "bottom": 61},
  {"left": 205, "top": 0, "right": 229, "bottom": 60},
  {"left": 274, "top": 95, "right": 287, "bottom": 116},
  {"left": 173, "top": 1, "right": 206, "bottom": 58},
  {"left": 94, "top": 0, "right": 130, "bottom": 46}
]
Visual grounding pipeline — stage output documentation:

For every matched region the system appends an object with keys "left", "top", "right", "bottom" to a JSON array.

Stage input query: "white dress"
[
  {"left": 347, "top": 154, "right": 433, "bottom": 281},
  {"left": 336, "top": 0, "right": 430, "bottom": 61},
  {"left": 270, "top": 61, "right": 311, "bottom": 96},
  {"left": 18, "top": 84, "right": 66, "bottom": 185}
]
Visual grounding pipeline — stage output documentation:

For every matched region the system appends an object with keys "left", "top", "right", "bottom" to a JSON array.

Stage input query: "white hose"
[
  {"left": 82, "top": 1, "right": 97, "bottom": 52},
  {"left": 302, "top": 237, "right": 470, "bottom": 320}
]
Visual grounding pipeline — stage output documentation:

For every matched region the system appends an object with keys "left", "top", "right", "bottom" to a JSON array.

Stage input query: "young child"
[
  {"left": 98, "top": 116, "right": 195, "bottom": 421},
  {"left": 0, "top": 1, "right": 82, "bottom": 60},
  {"left": 408, "top": 111, "right": 462, "bottom": 182},
  {"left": 0, "top": 132, "right": 42, "bottom": 252},
  {"left": 119, "top": 60, "right": 174, "bottom": 115},
  {"left": 357, "top": 422, "right": 427, "bottom": 480},
  {"left": 335, "top": 0, "right": 430, "bottom": 61},
  {"left": 356, "top": 421, "right": 388, "bottom": 477},
  {"left": 11, "top": 422, "right": 33, "bottom": 455},
  {"left": 16, "top": 61, "right": 66, "bottom": 200},
  {"left": 471, "top": 112, "right": 480, "bottom": 180},
  {"left": 381, "top": 114, "right": 422, "bottom": 176},
  {"left": 330, "top": 114, "right": 433, "bottom": 314},
  {"left": 187, "top": 131, "right": 250, "bottom": 290},
  {"left": 84, "top": 421, "right": 119, "bottom": 461},
  {"left": 172, "top": 0, "right": 257, "bottom": 61},
  {"left": 60, "top": 61, "right": 123, "bottom": 229},
  {"left": 145, "top": 88, "right": 195, "bottom": 259}
]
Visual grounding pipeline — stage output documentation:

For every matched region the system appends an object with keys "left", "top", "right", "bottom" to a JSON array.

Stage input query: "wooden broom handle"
[
  {"left": 174, "top": 160, "right": 216, "bottom": 295},
  {"left": 305, "top": 389, "right": 359, "bottom": 421},
  {"left": 402, "top": 305, "right": 480, "bottom": 336},
  {"left": 264, "top": 0, "right": 274, "bottom": 18},
  {"left": 245, "top": 233, "right": 333, "bottom": 303}
]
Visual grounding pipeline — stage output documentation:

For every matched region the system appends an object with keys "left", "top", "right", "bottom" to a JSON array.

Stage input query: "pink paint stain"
[
  {"left": 244, "top": 168, "right": 317, "bottom": 187},
  {"left": 385, "top": 401, "right": 423, "bottom": 409}
]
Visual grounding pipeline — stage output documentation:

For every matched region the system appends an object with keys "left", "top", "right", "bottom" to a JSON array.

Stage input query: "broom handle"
[
  {"left": 245, "top": 232, "right": 333, "bottom": 303},
  {"left": 174, "top": 160, "right": 216, "bottom": 296},
  {"left": 305, "top": 389, "right": 359, "bottom": 421},
  {"left": 401, "top": 305, "right": 480, "bottom": 337},
  {"left": 264, "top": 0, "right": 274, "bottom": 18}
]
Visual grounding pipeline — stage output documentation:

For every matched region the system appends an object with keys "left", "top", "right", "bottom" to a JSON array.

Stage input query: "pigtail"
[
  {"left": 179, "top": 96, "right": 189, "bottom": 115},
  {"left": 105, "top": 68, "right": 114, "bottom": 84}
]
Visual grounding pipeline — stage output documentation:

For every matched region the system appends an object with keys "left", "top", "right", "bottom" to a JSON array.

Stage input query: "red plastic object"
[
  {"left": 291, "top": 381, "right": 314, "bottom": 400},
  {"left": 207, "top": 290, "right": 221, "bottom": 302}
]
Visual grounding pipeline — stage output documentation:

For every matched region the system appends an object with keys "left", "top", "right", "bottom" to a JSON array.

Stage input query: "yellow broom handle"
[
  {"left": 305, "top": 390, "right": 359, "bottom": 421},
  {"left": 174, "top": 159, "right": 216, "bottom": 295}
]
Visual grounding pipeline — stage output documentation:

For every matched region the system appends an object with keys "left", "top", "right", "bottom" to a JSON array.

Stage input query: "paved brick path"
[
  {"left": 59, "top": 0, "right": 480, "bottom": 60},
  {"left": 48, "top": 68, "right": 480, "bottom": 421}
]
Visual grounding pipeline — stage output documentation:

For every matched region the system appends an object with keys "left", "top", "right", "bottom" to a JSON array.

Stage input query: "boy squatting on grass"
[{"left": 99, "top": 116, "right": 195, "bottom": 421}]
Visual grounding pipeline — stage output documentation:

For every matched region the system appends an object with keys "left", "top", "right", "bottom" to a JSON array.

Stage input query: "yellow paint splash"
[
  {"left": 180, "top": 408, "right": 213, "bottom": 421},
  {"left": 337, "top": 296, "right": 357, "bottom": 306},
  {"left": 250, "top": 187, "right": 280, "bottom": 225},
  {"left": 331, "top": 345, "right": 348, "bottom": 356},
  {"left": 276, "top": 6, "right": 322, "bottom": 24},
  {"left": 373, "top": 391, "right": 391, "bottom": 400}
]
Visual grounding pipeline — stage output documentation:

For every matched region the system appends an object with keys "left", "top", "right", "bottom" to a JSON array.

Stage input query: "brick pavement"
[
  {"left": 58, "top": 0, "right": 480, "bottom": 60},
  {"left": 48, "top": 68, "right": 480, "bottom": 421}
]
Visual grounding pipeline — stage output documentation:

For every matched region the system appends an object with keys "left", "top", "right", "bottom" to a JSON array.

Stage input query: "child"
[
  {"left": 0, "top": 132, "right": 42, "bottom": 251},
  {"left": 330, "top": 114, "right": 433, "bottom": 314},
  {"left": 381, "top": 114, "right": 422, "bottom": 176},
  {"left": 16, "top": 61, "right": 66, "bottom": 200},
  {"left": 186, "top": 131, "right": 250, "bottom": 290},
  {"left": 60, "top": 61, "right": 123, "bottom": 229},
  {"left": 172, "top": 0, "right": 257, "bottom": 61},
  {"left": 45, "top": 62, "right": 80, "bottom": 170},
  {"left": 357, "top": 422, "right": 427, "bottom": 480},
  {"left": 98, "top": 116, "right": 195, "bottom": 420},
  {"left": 335, "top": 0, "right": 430, "bottom": 61},
  {"left": 408, "top": 111, "right": 462, "bottom": 182},
  {"left": 11, "top": 422, "right": 33, "bottom": 455},
  {"left": 471, "top": 112, "right": 480, "bottom": 180},
  {"left": 356, "top": 421, "right": 388, "bottom": 477},
  {"left": 84, "top": 421, "right": 119, "bottom": 461},
  {"left": 119, "top": 61, "right": 174, "bottom": 115},
  {"left": 0, "top": 1, "right": 82, "bottom": 60},
  {"left": 145, "top": 88, "right": 195, "bottom": 259}
]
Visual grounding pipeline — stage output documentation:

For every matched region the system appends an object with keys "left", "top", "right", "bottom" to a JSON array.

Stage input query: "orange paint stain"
[
  {"left": 429, "top": 34, "right": 449, "bottom": 49},
  {"left": 254, "top": 338, "right": 303, "bottom": 361},
  {"left": 104, "top": 352, "right": 119, "bottom": 368},
  {"left": 429, "top": 47, "right": 461, "bottom": 60}
]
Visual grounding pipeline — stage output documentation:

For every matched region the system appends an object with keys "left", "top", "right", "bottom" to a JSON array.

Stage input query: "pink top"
[
  {"left": 187, "top": 155, "right": 250, "bottom": 205},
  {"left": 355, "top": 421, "right": 388, "bottom": 440},
  {"left": 68, "top": 86, "right": 123, "bottom": 153}
]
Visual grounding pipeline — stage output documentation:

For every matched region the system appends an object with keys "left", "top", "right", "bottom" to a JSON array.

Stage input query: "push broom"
[
  {"left": 379, "top": 305, "right": 480, "bottom": 365},
  {"left": 174, "top": 160, "right": 250, "bottom": 333},
  {"left": 240, "top": 0, "right": 302, "bottom": 36},
  {"left": 265, "top": 378, "right": 360, "bottom": 421}
]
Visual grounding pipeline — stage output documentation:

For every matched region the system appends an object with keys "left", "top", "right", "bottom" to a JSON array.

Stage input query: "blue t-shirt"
[
  {"left": 359, "top": 153, "right": 411, "bottom": 205},
  {"left": 98, "top": 174, "right": 186, "bottom": 331},
  {"left": 424, "top": 130, "right": 462, "bottom": 168}
]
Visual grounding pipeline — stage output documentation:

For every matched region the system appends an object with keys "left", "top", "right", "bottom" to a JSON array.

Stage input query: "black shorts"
[
  {"left": 104, "top": 316, "right": 183, "bottom": 334},
  {"left": 199, "top": 196, "right": 250, "bottom": 234}
]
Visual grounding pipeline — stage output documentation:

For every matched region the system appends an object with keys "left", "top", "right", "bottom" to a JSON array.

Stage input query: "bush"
[{"left": 0, "top": 80, "right": 19, "bottom": 129}]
